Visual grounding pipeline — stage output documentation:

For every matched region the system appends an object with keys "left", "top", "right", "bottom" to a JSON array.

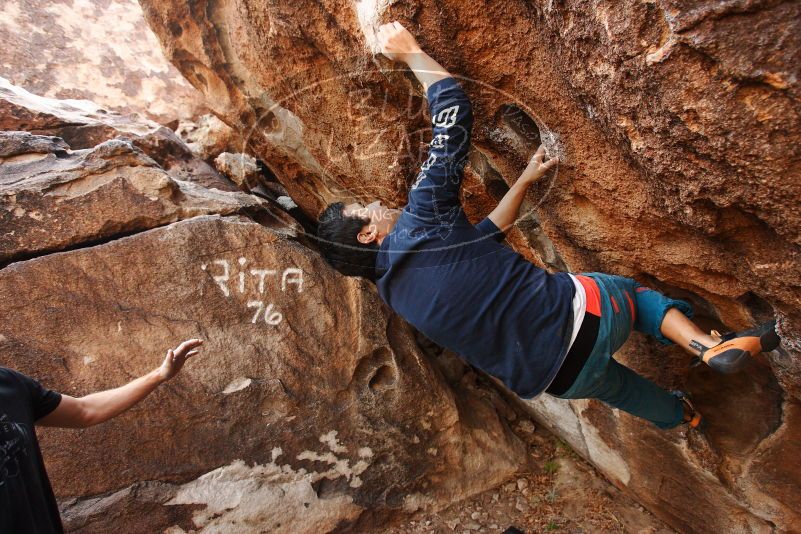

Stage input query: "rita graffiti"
[{"left": 201, "top": 258, "right": 303, "bottom": 326}]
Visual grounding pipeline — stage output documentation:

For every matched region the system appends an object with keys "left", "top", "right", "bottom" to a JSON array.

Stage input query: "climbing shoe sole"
[{"left": 702, "top": 320, "right": 780, "bottom": 374}]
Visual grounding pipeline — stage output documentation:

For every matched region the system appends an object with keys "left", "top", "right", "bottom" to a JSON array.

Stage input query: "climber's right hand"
[{"left": 376, "top": 21, "right": 422, "bottom": 63}]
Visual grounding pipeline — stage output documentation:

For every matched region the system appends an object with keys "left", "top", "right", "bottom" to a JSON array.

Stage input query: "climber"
[
  {"left": 316, "top": 21, "right": 780, "bottom": 431},
  {"left": 0, "top": 338, "right": 203, "bottom": 533}
]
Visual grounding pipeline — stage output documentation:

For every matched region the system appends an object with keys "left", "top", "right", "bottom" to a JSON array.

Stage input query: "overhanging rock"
[{"left": 138, "top": 0, "right": 801, "bottom": 530}]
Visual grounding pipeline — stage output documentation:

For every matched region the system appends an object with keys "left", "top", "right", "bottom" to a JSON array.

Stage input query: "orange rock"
[
  {"left": 0, "top": 216, "right": 525, "bottom": 531},
  {"left": 136, "top": 0, "right": 801, "bottom": 531}
]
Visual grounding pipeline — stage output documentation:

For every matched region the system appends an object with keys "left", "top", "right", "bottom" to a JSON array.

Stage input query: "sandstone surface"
[
  {"left": 138, "top": 0, "right": 801, "bottom": 531},
  {"left": 0, "top": 77, "right": 238, "bottom": 192},
  {"left": 0, "top": 0, "right": 205, "bottom": 124},
  {"left": 1, "top": 85, "right": 529, "bottom": 531},
  {"left": 214, "top": 152, "right": 262, "bottom": 192},
  {"left": 0, "top": 132, "right": 268, "bottom": 265},
  {"left": 1, "top": 216, "right": 526, "bottom": 532},
  {"left": 176, "top": 114, "right": 245, "bottom": 161}
]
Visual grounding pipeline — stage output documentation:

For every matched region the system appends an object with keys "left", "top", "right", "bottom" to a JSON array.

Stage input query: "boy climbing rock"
[{"left": 317, "top": 21, "right": 780, "bottom": 430}]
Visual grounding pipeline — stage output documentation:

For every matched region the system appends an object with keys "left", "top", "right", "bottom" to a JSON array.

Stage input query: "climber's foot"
[
  {"left": 672, "top": 391, "right": 704, "bottom": 430},
  {"left": 690, "top": 320, "right": 780, "bottom": 374}
]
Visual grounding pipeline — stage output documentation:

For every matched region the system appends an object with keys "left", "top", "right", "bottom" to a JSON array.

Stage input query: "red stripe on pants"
[
  {"left": 575, "top": 275, "right": 602, "bottom": 317},
  {"left": 625, "top": 291, "right": 636, "bottom": 327}
]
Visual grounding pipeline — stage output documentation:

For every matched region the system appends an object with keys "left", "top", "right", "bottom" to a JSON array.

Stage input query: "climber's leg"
[
  {"left": 627, "top": 282, "right": 739, "bottom": 372},
  {"left": 591, "top": 358, "right": 684, "bottom": 429},
  {"left": 658, "top": 308, "right": 719, "bottom": 356},
  {"left": 628, "top": 283, "right": 695, "bottom": 346},
  {"left": 656, "top": 299, "right": 780, "bottom": 374},
  {"left": 689, "top": 320, "right": 779, "bottom": 374},
  {"left": 555, "top": 273, "right": 686, "bottom": 428}
]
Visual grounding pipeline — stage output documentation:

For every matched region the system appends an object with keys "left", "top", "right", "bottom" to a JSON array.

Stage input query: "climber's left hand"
[{"left": 519, "top": 145, "right": 559, "bottom": 186}]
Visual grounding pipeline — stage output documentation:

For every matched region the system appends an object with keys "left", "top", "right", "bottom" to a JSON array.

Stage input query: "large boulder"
[
  {"left": 1, "top": 215, "right": 526, "bottom": 532},
  {"left": 0, "top": 87, "right": 528, "bottom": 530},
  {"left": 138, "top": 0, "right": 801, "bottom": 531},
  {"left": 0, "top": 77, "right": 238, "bottom": 192},
  {"left": 175, "top": 114, "right": 246, "bottom": 161},
  {"left": 0, "top": 0, "right": 205, "bottom": 124},
  {"left": 0, "top": 131, "right": 272, "bottom": 265}
]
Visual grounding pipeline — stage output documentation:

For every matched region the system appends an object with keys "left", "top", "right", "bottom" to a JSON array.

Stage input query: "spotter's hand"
[{"left": 157, "top": 339, "right": 203, "bottom": 382}]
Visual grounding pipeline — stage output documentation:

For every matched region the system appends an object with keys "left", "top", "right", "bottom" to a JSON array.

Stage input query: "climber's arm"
[
  {"left": 37, "top": 339, "right": 202, "bottom": 428},
  {"left": 484, "top": 145, "right": 559, "bottom": 236},
  {"left": 375, "top": 21, "right": 450, "bottom": 91},
  {"left": 377, "top": 22, "right": 472, "bottom": 222}
]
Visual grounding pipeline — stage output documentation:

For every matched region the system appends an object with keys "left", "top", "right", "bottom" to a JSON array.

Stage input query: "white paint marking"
[
  {"left": 247, "top": 300, "right": 283, "bottom": 325},
  {"left": 281, "top": 268, "right": 303, "bottom": 293},
  {"left": 210, "top": 259, "right": 230, "bottom": 297},
  {"left": 222, "top": 377, "right": 252, "bottom": 395},
  {"left": 250, "top": 269, "right": 277, "bottom": 294},
  {"left": 248, "top": 301, "right": 265, "bottom": 324}
]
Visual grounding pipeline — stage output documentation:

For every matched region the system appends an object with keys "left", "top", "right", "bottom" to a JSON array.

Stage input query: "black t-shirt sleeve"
[{"left": 10, "top": 369, "right": 62, "bottom": 421}]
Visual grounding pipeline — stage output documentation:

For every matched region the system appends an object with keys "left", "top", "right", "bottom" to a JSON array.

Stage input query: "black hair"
[{"left": 317, "top": 202, "right": 379, "bottom": 280}]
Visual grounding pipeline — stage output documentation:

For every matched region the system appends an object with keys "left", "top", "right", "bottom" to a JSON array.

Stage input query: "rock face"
[
  {"left": 0, "top": 78, "right": 262, "bottom": 265},
  {"left": 0, "top": 77, "right": 239, "bottom": 192},
  {"left": 0, "top": 0, "right": 205, "bottom": 124},
  {"left": 138, "top": 0, "right": 801, "bottom": 531},
  {"left": 176, "top": 114, "right": 245, "bottom": 161},
  {"left": 1, "top": 87, "right": 527, "bottom": 531},
  {"left": 214, "top": 152, "right": 262, "bottom": 191},
  {"left": 1, "top": 216, "right": 524, "bottom": 532},
  {"left": 0, "top": 132, "right": 265, "bottom": 265}
]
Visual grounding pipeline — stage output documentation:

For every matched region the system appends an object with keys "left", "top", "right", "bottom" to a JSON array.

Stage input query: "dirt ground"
[{"left": 373, "top": 419, "right": 674, "bottom": 534}]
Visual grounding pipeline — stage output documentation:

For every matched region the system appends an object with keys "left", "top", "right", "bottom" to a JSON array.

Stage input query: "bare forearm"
[
  {"left": 377, "top": 22, "right": 451, "bottom": 93},
  {"left": 405, "top": 52, "right": 451, "bottom": 93},
  {"left": 37, "top": 338, "right": 202, "bottom": 429},
  {"left": 38, "top": 369, "right": 163, "bottom": 429},
  {"left": 78, "top": 370, "right": 163, "bottom": 426},
  {"left": 488, "top": 145, "right": 560, "bottom": 232},
  {"left": 487, "top": 181, "right": 529, "bottom": 234}
]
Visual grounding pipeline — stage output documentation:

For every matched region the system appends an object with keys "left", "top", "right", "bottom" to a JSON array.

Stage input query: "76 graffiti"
[{"left": 201, "top": 257, "right": 303, "bottom": 326}]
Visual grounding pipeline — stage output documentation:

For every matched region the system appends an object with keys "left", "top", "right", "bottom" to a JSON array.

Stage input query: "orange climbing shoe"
[
  {"left": 690, "top": 320, "right": 780, "bottom": 374},
  {"left": 672, "top": 391, "right": 704, "bottom": 430}
]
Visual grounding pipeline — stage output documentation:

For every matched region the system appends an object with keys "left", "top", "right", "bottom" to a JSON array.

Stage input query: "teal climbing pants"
[{"left": 556, "top": 272, "right": 693, "bottom": 429}]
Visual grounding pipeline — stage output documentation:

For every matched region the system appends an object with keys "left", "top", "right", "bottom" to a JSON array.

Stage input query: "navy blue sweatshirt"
[{"left": 375, "top": 76, "right": 575, "bottom": 398}]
